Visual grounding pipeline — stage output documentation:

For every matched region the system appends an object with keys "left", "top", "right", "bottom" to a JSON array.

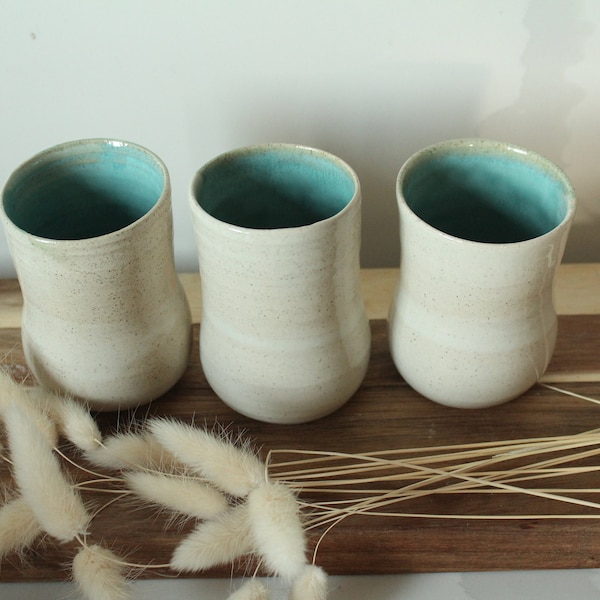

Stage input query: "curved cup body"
[
  {"left": 388, "top": 139, "right": 576, "bottom": 409},
  {"left": 190, "top": 144, "right": 371, "bottom": 424},
  {"left": 1, "top": 139, "right": 192, "bottom": 410}
]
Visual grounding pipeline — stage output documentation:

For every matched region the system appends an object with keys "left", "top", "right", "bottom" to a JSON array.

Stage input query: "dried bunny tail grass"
[
  {"left": 0, "top": 372, "right": 58, "bottom": 447},
  {"left": 0, "top": 367, "right": 29, "bottom": 414},
  {"left": 227, "top": 578, "right": 271, "bottom": 599},
  {"left": 0, "top": 368, "right": 12, "bottom": 414},
  {"left": 149, "top": 418, "right": 266, "bottom": 497},
  {"left": 72, "top": 544, "right": 131, "bottom": 600},
  {"left": 170, "top": 503, "right": 253, "bottom": 573},
  {"left": 247, "top": 482, "right": 306, "bottom": 580},
  {"left": 540, "top": 383, "right": 600, "bottom": 405},
  {"left": 124, "top": 471, "right": 229, "bottom": 520},
  {"left": 0, "top": 495, "right": 43, "bottom": 558},
  {"left": 85, "top": 430, "right": 179, "bottom": 472},
  {"left": 290, "top": 565, "right": 328, "bottom": 600},
  {"left": 41, "top": 390, "right": 102, "bottom": 452},
  {"left": 4, "top": 401, "right": 90, "bottom": 542}
]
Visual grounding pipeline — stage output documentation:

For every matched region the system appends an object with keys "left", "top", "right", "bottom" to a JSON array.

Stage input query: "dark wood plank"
[
  {"left": 547, "top": 315, "right": 600, "bottom": 379},
  {"left": 1, "top": 319, "right": 600, "bottom": 582}
]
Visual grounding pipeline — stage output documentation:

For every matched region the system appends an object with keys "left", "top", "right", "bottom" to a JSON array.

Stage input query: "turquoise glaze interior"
[
  {"left": 3, "top": 141, "right": 163, "bottom": 240},
  {"left": 403, "top": 148, "right": 570, "bottom": 243},
  {"left": 195, "top": 147, "right": 356, "bottom": 229}
]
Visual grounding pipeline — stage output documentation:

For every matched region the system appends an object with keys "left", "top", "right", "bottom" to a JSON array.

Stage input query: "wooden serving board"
[{"left": 1, "top": 312, "right": 600, "bottom": 581}]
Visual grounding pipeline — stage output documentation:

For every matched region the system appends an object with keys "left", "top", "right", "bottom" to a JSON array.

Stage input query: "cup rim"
[
  {"left": 396, "top": 137, "right": 577, "bottom": 247},
  {"left": 189, "top": 142, "right": 361, "bottom": 235},
  {"left": 1, "top": 138, "right": 170, "bottom": 245}
]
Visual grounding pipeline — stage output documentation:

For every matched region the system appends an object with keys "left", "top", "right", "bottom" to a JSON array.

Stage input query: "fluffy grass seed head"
[
  {"left": 0, "top": 368, "right": 31, "bottom": 411},
  {"left": 149, "top": 419, "right": 266, "bottom": 497},
  {"left": 0, "top": 373, "right": 58, "bottom": 447},
  {"left": 290, "top": 564, "right": 329, "bottom": 600},
  {"left": 4, "top": 401, "right": 90, "bottom": 542},
  {"left": 247, "top": 482, "right": 307, "bottom": 581},
  {"left": 72, "top": 544, "right": 131, "bottom": 600},
  {"left": 170, "top": 503, "right": 253, "bottom": 573},
  {"left": 0, "top": 495, "right": 43, "bottom": 558},
  {"left": 85, "top": 430, "right": 180, "bottom": 472},
  {"left": 46, "top": 391, "right": 102, "bottom": 452},
  {"left": 124, "top": 471, "right": 229, "bottom": 520},
  {"left": 0, "top": 368, "right": 12, "bottom": 414}
]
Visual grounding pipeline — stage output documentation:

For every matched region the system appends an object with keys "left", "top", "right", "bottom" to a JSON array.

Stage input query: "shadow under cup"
[
  {"left": 3, "top": 140, "right": 164, "bottom": 240},
  {"left": 401, "top": 142, "right": 572, "bottom": 242}
]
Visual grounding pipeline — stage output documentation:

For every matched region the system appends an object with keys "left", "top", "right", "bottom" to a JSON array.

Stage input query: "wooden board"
[{"left": 1, "top": 316, "right": 600, "bottom": 582}]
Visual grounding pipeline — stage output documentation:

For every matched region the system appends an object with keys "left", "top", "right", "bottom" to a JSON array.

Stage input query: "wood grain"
[{"left": 1, "top": 316, "right": 600, "bottom": 582}]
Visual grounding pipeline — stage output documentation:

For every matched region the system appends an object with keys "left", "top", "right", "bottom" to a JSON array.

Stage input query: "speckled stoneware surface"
[
  {"left": 1, "top": 139, "right": 192, "bottom": 410},
  {"left": 189, "top": 144, "right": 371, "bottom": 424},
  {"left": 388, "top": 138, "right": 576, "bottom": 409}
]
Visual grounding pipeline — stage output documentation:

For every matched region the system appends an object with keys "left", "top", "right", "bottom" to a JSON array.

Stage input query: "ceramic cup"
[
  {"left": 189, "top": 143, "right": 371, "bottom": 424},
  {"left": 388, "top": 138, "right": 576, "bottom": 409},
  {"left": 1, "top": 139, "right": 192, "bottom": 410}
]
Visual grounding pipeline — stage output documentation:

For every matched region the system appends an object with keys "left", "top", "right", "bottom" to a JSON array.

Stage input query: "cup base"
[{"left": 203, "top": 356, "right": 370, "bottom": 425}]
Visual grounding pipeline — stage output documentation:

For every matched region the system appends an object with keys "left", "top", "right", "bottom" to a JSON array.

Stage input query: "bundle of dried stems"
[{"left": 0, "top": 370, "right": 599, "bottom": 599}]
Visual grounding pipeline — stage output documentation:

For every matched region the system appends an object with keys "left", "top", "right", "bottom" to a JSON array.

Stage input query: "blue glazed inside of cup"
[
  {"left": 195, "top": 146, "right": 356, "bottom": 229},
  {"left": 403, "top": 145, "right": 571, "bottom": 243},
  {"left": 3, "top": 140, "right": 164, "bottom": 240}
]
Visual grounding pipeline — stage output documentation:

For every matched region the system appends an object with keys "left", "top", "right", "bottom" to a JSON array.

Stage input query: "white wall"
[{"left": 1, "top": 0, "right": 599, "bottom": 276}]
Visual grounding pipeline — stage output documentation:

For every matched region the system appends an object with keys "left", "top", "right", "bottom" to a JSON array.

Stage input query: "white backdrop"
[{"left": 1, "top": 0, "right": 599, "bottom": 276}]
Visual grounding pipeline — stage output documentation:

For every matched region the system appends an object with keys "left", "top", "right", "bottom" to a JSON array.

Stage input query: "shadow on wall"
[
  {"left": 209, "top": 62, "right": 489, "bottom": 268},
  {"left": 194, "top": 0, "right": 599, "bottom": 266},
  {"left": 477, "top": 0, "right": 599, "bottom": 263}
]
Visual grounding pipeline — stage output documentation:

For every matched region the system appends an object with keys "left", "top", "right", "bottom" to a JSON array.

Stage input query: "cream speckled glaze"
[
  {"left": 388, "top": 138, "right": 576, "bottom": 409},
  {"left": 190, "top": 144, "right": 371, "bottom": 424},
  {"left": 1, "top": 139, "right": 192, "bottom": 410}
]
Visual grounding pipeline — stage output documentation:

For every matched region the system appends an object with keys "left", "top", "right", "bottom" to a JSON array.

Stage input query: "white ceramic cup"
[
  {"left": 189, "top": 143, "right": 371, "bottom": 424},
  {"left": 388, "top": 138, "right": 576, "bottom": 409},
  {"left": 1, "top": 139, "right": 192, "bottom": 410}
]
